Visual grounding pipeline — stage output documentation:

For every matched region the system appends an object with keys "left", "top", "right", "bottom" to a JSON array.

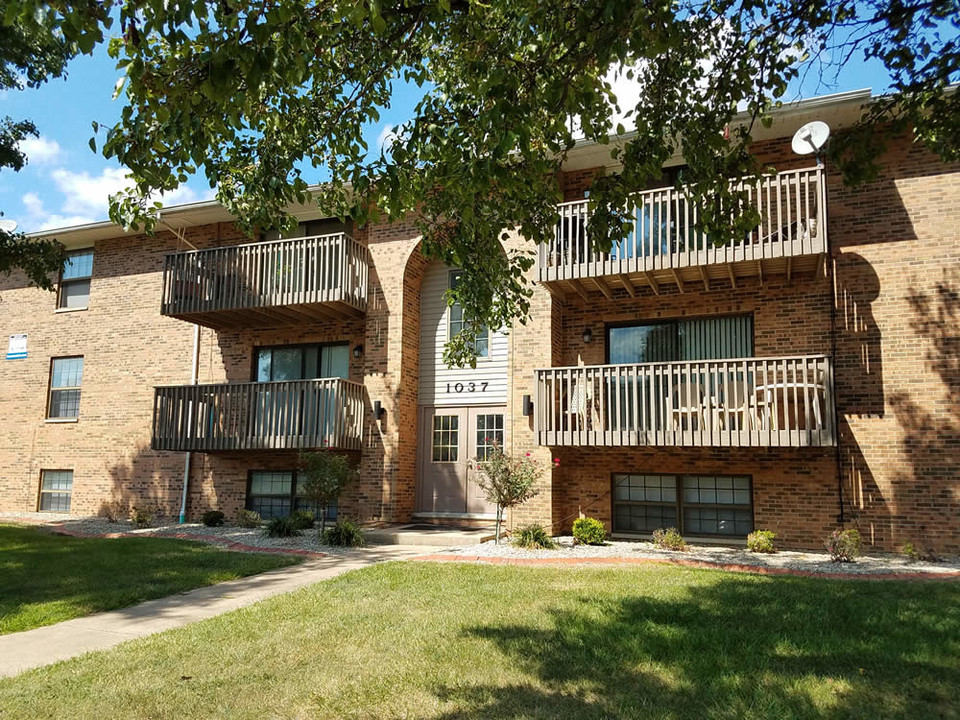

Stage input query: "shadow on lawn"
[{"left": 434, "top": 576, "right": 958, "bottom": 720}]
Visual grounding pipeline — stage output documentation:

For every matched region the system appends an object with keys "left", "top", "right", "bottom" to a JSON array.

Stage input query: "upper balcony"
[
  {"left": 538, "top": 167, "right": 827, "bottom": 298},
  {"left": 152, "top": 378, "right": 364, "bottom": 453},
  {"left": 160, "top": 233, "right": 369, "bottom": 329},
  {"left": 534, "top": 354, "right": 835, "bottom": 449}
]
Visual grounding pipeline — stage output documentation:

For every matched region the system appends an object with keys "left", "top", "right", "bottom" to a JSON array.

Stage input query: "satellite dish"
[
  {"left": 792, "top": 121, "right": 830, "bottom": 155},
  {"left": 0, "top": 219, "right": 18, "bottom": 233}
]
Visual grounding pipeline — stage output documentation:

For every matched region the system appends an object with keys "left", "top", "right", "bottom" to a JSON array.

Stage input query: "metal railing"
[
  {"left": 161, "top": 232, "right": 368, "bottom": 317},
  {"left": 535, "top": 355, "right": 834, "bottom": 447},
  {"left": 539, "top": 167, "right": 827, "bottom": 282},
  {"left": 152, "top": 378, "right": 364, "bottom": 452}
]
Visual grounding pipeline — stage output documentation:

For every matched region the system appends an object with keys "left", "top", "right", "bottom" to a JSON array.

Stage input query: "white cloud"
[
  {"left": 19, "top": 167, "right": 216, "bottom": 232},
  {"left": 18, "top": 135, "right": 63, "bottom": 165},
  {"left": 51, "top": 166, "right": 208, "bottom": 217},
  {"left": 375, "top": 123, "right": 401, "bottom": 154},
  {"left": 20, "top": 192, "right": 95, "bottom": 231}
]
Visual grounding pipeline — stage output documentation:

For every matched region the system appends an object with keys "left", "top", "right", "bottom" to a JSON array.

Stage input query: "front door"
[{"left": 417, "top": 406, "right": 504, "bottom": 516}]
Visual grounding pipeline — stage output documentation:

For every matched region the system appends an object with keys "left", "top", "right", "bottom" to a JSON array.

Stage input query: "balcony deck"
[
  {"left": 152, "top": 378, "right": 364, "bottom": 452},
  {"left": 160, "top": 233, "right": 369, "bottom": 330},
  {"left": 534, "top": 355, "right": 834, "bottom": 448},
  {"left": 538, "top": 167, "right": 827, "bottom": 298}
]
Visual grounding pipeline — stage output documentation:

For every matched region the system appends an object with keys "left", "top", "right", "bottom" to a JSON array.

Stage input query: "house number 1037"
[{"left": 446, "top": 381, "right": 488, "bottom": 393}]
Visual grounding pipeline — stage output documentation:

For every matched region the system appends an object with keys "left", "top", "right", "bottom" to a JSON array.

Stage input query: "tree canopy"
[
  {"left": 3, "top": 1, "right": 958, "bottom": 360},
  {"left": 0, "top": 18, "right": 74, "bottom": 289}
]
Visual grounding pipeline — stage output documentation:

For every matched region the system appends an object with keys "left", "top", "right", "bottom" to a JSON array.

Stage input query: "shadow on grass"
[
  {"left": 0, "top": 525, "right": 299, "bottom": 634},
  {"left": 435, "top": 575, "right": 959, "bottom": 720}
]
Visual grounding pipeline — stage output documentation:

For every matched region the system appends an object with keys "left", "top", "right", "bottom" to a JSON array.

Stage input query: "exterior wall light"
[
  {"left": 353, "top": 344, "right": 364, "bottom": 359},
  {"left": 522, "top": 394, "right": 534, "bottom": 417},
  {"left": 373, "top": 400, "right": 386, "bottom": 419},
  {"left": 582, "top": 327, "right": 593, "bottom": 343}
]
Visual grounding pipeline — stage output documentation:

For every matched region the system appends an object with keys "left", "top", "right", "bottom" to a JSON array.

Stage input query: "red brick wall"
[{"left": 0, "top": 129, "right": 957, "bottom": 552}]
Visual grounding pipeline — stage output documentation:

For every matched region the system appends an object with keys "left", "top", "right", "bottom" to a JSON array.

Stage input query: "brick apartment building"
[{"left": 1, "top": 88, "right": 957, "bottom": 552}]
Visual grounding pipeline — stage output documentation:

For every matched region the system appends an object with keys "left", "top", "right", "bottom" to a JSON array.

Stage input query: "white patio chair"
[{"left": 669, "top": 381, "right": 706, "bottom": 431}]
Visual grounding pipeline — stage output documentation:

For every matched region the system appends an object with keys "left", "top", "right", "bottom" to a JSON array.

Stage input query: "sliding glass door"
[
  {"left": 253, "top": 343, "right": 350, "bottom": 440},
  {"left": 606, "top": 315, "right": 753, "bottom": 431}
]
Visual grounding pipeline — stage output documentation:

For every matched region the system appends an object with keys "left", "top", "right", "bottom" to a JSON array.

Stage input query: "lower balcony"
[
  {"left": 534, "top": 355, "right": 834, "bottom": 448},
  {"left": 152, "top": 378, "right": 364, "bottom": 452}
]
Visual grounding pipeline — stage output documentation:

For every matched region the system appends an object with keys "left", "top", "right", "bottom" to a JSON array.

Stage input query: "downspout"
[
  {"left": 823, "top": 158, "right": 845, "bottom": 527},
  {"left": 179, "top": 323, "right": 201, "bottom": 523}
]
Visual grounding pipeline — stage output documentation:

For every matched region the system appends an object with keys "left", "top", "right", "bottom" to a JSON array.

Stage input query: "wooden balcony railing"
[
  {"left": 152, "top": 378, "right": 364, "bottom": 452},
  {"left": 160, "top": 233, "right": 369, "bottom": 328},
  {"left": 535, "top": 355, "right": 834, "bottom": 448},
  {"left": 539, "top": 167, "right": 827, "bottom": 292}
]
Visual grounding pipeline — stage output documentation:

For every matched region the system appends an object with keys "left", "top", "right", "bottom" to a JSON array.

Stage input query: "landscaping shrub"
[
  {"left": 572, "top": 517, "right": 606, "bottom": 545},
  {"left": 746, "top": 529, "right": 777, "bottom": 553},
  {"left": 513, "top": 524, "right": 557, "bottom": 550},
  {"left": 130, "top": 506, "right": 153, "bottom": 528},
  {"left": 825, "top": 528, "right": 862, "bottom": 562},
  {"left": 264, "top": 516, "right": 301, "bottom": 538},
  {"left": 290, "top": 509, "right": 315, "bottom": 530},
  {"left": 321, "top": 519, "right": 366, "bottom": 547},
  {"left": 652, "top": 527, "right": 688, "bottom": 551},
  {"left": 98, "top": 500, "right": 127, "bottom": 523},
  {"left": 901, "top": 540, "right": 939, "bottom": 563},
  {"left": 236, "top": 509, "right": 261, "bottom": 528},
  {"left": 202, "top": 510, "right": 225, "bottom": 527}
]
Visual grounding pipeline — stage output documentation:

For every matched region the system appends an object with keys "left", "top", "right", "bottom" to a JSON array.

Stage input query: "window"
[
  {"left": 475, "top": 414, "right": 504, "bottom": 460},
  {"left": 48, "top": 356, "right": 84, "bottom": 418},
  {"left": 38, "top": 470, "right": 73, "bottom": 512},
  {"left": 255, "top": 343, "right": 349, "bottom": 381},
  {"left": 612, "top": 473, "right": 753, "bottom": 537},
  {"left": 247, "top": 470, "right": 338, "bottom": 521},
  {"left": 448, "top": 270, "right": 489, "bottom": 358},
  {"left": 58, "top": 249, "right": 93, "bottom": 309},
  {"left": 432, "top": 415, "right": 459, "bottom": 462},
  {"left": 607, "top": 315, "right": 753, "bottom": 364}
]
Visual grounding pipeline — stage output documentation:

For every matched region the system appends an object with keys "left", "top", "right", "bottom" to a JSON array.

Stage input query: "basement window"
[
  {"left": 38, "top": 470, "right": 73, "bottom": 512},
  {"left": 612, "top": 473, "right": 753, "bottom": 538},
  {"left": 247, "top": 470, "right": 338, "bottom": 521}
]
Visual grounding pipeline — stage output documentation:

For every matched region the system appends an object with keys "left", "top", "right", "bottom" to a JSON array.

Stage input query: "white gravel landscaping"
[
  {"left": 447, "top": 535, "right": 960, "bottom": 577},
  {"left": 0, "top": 512, "right": 357, "bottom": 555}
]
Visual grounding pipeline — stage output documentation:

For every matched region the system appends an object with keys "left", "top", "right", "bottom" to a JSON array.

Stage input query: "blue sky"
[{"left": 2, "top": 35, "right": 894, "bottom": 233}]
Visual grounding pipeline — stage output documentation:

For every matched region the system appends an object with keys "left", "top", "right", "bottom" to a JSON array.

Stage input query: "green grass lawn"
[
  {"left": 0, "top": 524, "right": 300, "bottom": 634},
  {"left": 1, "top": 561, "right": 957, "bottom": 719}
]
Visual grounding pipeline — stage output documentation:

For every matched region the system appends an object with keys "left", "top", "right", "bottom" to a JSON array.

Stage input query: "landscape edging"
[{"left": 417, "top": 553, "right": 960, "bottom": 581}]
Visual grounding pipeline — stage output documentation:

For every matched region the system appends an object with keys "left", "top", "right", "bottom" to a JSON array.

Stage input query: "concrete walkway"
[{"left": 0, "top": 545, "right": 426, "bottom": 679}]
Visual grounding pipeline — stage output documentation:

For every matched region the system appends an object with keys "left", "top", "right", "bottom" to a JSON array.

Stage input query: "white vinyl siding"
[{"left": 418, "top": 261, "right": 508, "bottom": 405}]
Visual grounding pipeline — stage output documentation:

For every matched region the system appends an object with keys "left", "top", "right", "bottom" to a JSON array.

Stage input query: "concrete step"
[{"left": 363, "top": 523, "right": 495, "bottom": 547}]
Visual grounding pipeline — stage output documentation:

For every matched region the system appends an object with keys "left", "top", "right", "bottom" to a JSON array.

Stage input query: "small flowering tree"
[
  {"left": 298, "top": 449, "right": 356, "bottom": 535},
  {"left": 475, "top": 442, "right": 558, "bottom": 543}
]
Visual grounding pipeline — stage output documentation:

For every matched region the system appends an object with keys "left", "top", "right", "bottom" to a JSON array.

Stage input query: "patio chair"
[
  {"left": 719, "top": 378, "right": 760, "bottom": 431},
  {"left": 668, "top": 380, "right": 706, "bottom": 432}
]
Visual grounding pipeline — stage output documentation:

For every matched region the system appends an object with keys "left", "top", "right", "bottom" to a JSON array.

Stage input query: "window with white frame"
[
  {"left": 448, "top": 270, "right": 489, "bottom": 357},
  {"left": 48, "top": 356, "right": 84, "bottom": 419},
  {"left": 38, "top": 470, "right": 73, "bottom": 512},
  {"left": 58, "top": 249, "right": 93, "bottom": 309}
]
